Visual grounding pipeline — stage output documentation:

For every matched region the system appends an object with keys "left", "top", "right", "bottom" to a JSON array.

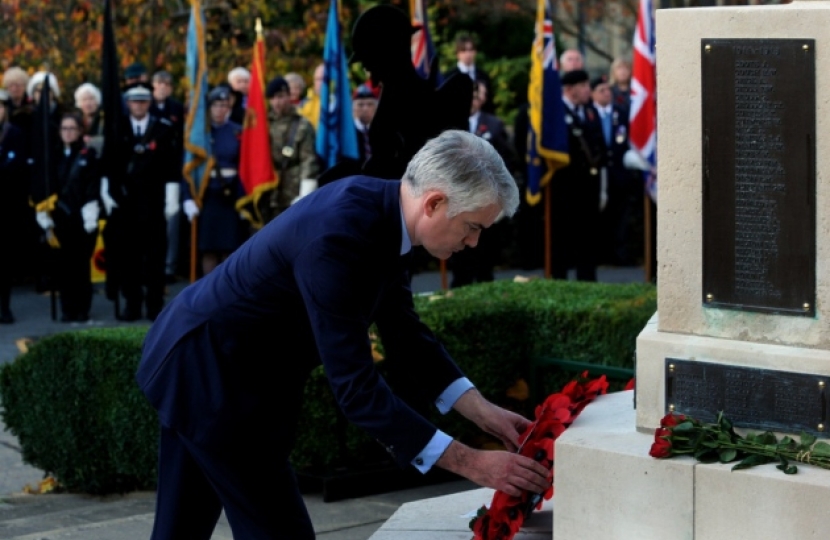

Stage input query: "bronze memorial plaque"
[
  {"left": 701, "top": 39, "right": 815, "bottom": 316},
  {"left": 665, "top": 358, "right": 829, "bottom": 437}
]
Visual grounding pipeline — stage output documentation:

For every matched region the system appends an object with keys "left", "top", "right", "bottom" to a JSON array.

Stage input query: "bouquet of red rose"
[
  {"left": 650, "top": 411, "right": 830, "bottom": 474},
  {"left": 469, "top": 372, "right": 610, "bottom": 540}
]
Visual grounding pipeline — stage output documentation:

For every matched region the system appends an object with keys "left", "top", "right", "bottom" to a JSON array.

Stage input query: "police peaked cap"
[
  {"left": 207, "top": 86, "right": 231, "bottom": 104},
  {"left": 265, "top": 77, "right": 290, "bottom": 98},
  {"left": 123, "top": 85, "right": 152, "bottom": 101},
  {"left": 560, "top": 69, "right": 590, "bottom": 87}
]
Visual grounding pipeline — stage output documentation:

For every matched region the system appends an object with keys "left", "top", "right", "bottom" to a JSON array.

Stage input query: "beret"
[
  {"left": 353, "top": 84, "right": 377, "bottom": 100},
  {"left": 560, "top": 69, "right": 590, "bottom": 86},
  {"left": 265, "top": 77, "right": 289, "bottom": 98},
  {"left": 207, "top": 86, "right": 231, "bottom": 104},
  {"left": 590, "top": 75, "right": 609, "bottom": 90},
  {"left": 125, "top": 62, "right": 147, "bottom": 79}
]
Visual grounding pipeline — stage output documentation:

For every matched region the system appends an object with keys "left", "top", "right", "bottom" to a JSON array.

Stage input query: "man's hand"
[
  {"left": 452, "top": 388, "right": 531, "bottom": 451},
  {"left": 436, "top": 441, "right": 550, "bottom": 497}
]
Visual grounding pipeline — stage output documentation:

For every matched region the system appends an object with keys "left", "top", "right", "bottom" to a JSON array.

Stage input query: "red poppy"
[
  {"left": 659, "top": 413, "right": 686, "bottom": 428},
  {"left": 147, "top": 140, "right": 157, "bottom": 151}
]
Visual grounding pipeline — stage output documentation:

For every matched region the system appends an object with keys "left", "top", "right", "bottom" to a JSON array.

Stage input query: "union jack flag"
[
  {"left": 410, "top": 0, "right": 438, "bottom": 81},
  {"left": 629, "top": 0, "right": 657, "bottom": 202}
]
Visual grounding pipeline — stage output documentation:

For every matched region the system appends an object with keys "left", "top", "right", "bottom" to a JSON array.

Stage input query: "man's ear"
[{"left": 423, "top": 191, "right": 447, "bottom": 218}]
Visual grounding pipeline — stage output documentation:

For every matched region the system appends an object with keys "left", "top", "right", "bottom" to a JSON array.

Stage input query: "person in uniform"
[
  {"left": 591, "top": 75, "right": 636, "bottom": 266},
  {"left": 32, "top": 112, "right": 100, "bottom": 322},
  {"left": 352, "top": 83, "right": 378, "bottom": 167},
  {"left": 181, "top": 87, "right": 247, "bottom": 276},
  {"left": 0, "top": 89, "right": 26, "bottom": 323},
  {"left": 101, "top": 86, "right": 180, "bottom": 322},
  {"left": 260, "top": 76, "right": 318, "bottom": 225},
  {"left": 551, "top": 69, "right": 607, "bottom": 282},
  {"left": 137, "top": 130, "right": 549, "bottom": 540}
]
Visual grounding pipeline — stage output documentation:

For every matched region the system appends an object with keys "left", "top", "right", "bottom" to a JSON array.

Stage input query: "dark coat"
[{"left": 137, "top": 177, "right": 465, "bottom": 466}]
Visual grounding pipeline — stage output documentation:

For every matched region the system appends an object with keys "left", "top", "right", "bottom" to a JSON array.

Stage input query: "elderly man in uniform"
[
  {"left": 137, "top": 129, "right": 550, "bottom": 540},
  {"left": 260, "top": 76, "right": 318, "bottom": 225},
  {"left": 101, "top": 86, "right": 180, "bottom": 321},
  {"left": 551, "top": 69, "right": 607, "bottom": 282}
]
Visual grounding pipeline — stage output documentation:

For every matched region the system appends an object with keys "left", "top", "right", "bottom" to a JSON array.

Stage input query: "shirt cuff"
[
  {"left": 435, "top": 377, "right": 474, "bottom": 414},
  {"left": 411, "top": 430, "right": 453, "bottom": 474}
]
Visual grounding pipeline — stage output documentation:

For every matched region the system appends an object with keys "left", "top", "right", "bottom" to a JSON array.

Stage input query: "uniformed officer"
[
  {"left": 260, "top": 77, "right": 318, "bottom": 225},
  {"left": 0, "top": 89, "right": 26, "bottom": 324},
  {"left": 31, "top": 112, "right": 101, "bottom": 322},
  {"left": 182, "top": 87, "right": 247, "bottom": 276},
  {"left": 551, "top": 69, "right": 607, "bottom": 282},
  {"left": 101, "top": 85, "right": 180, "bottom": 321}
]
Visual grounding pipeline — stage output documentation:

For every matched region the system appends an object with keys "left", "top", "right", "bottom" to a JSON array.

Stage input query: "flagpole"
[
  {"left": 644, "top": 194, "right": 653, "bottom": 283},
  {"left": 440, "top": 260, "right": 448, "bottom": 290},
  {"left": 544, "top": 184, "right": 551, "bottom": 279},
  {"left": 190, "top": 217, "right": 198, "bottom": 282}
]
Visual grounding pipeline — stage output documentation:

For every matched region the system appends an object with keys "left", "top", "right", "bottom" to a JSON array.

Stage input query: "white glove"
[
  {"left": 183, "top": 199, "right": 200, "bottom": 222},
  {"left": 36, "top": 211, "right": 54, "bottom": 231},
  {"left": 623, "top": 149, "right": 651, "bottom": 171},
  {"left": 599, "top": 168, "right": 608, "bottom": 212},
  {"left": 81, "top": 200, "right": 100, "bottom": 233},
  {"left": 292, "top": 178, "right": 318, "bottom": 205},
  {"left": 100, "top": 177, "right": 118, "bottom": 215},
  {"left": 165, "top": 183, "right": 180, "bottom": 220}
]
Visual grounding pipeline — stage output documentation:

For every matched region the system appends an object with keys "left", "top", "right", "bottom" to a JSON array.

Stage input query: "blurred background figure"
[
  {"left": 609, "top": 57, "right": 632, "bottom": 113},
  {"left": 445, "top": 33, "right": 493, "bottom": 113},
  {"left": 0, "top": 89, "right": 26, "bottom": 323},
  {"left": 227, "top": 66, "right": 250, "bottom": 125},
  {"left": 559, "top": 49, "right": 585, "bottom": 72},
  {"left": 44, "top": 112, "right": 101, "bottom": 322},
  {"left": 298, "top": 63, "right": 324, "bottom": 129},
  {"left": 260, "top": 76, "right": 318, "bottom": 225},
  {"left": 352, "top": 83, "right": 377, "bottom": 167},
  {"left": 284, "top": 72, "right": 306, "bottom": 107},
  {"left": 123, "top": 61, "right": 149, "bottom": 88},
  {"left": 74, "top": 82, "right": 104, "bottom": 154},
  {"left": 181, "top": 87, "right": 247, "bottom": 276}
]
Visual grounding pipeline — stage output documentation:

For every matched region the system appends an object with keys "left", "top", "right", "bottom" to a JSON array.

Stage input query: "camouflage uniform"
[{"left": 261, "top": 107, "right": 318, "bottom": 224}]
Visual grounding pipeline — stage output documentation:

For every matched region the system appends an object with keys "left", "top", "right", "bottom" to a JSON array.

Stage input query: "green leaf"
[
  {"left": 673, "top": 421, "right": 697, "bottom": 433},
  {"left": 732, "top": 454, "right": 774, "bottom": 471},
  {"left": 695, "top": 449, "right": 719, "bottom": 463},
  {"left": 756, "top": 432, "right": 779, "bottom": 446},
  {"left": 810, "top": 442, "right": 830, "bottom": 458},
  {"left": 719, "top": 414, "right": 733, "bottom": 431},
  {"left": 776, "top": 462, "right": 798, "bottom": 474},
  {"left": 718, "top": 448, "right": 738, "bottom": 463},
  {"left": 799, "top": 432, "right": 816, "bottom": 448}
]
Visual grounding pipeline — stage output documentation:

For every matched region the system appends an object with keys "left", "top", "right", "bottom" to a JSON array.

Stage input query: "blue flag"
[
  {"left": 526, "top": 0, "right": 569, "bottom": 206},
  {"left": 316, "top": 0, "right": 359, "bottom": 168},
  {"left": 183, "top": 0, "right": 214, "bottom": 204}
]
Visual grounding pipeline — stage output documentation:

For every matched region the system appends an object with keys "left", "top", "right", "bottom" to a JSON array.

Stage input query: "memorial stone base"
[{"left": 554, "top": 391, "right": 830, "bottom": 540}]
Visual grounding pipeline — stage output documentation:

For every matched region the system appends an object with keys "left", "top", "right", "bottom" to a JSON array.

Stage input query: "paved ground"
[{"left": 0, "top": 264, "right": 644, "bottom": 539}]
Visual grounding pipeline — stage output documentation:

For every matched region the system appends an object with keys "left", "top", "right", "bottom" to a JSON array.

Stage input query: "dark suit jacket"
[
  {"left": 474, "top": 112, "right": 517, "bottom": 173},
  {"left": 445, "top": 66, "right": 493, "bottom": 113},
  {"left": 137, "top": 176, "right": 465, "bottom": 466}
]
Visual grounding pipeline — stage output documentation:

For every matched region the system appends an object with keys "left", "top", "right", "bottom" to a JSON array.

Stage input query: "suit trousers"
[{"left": 151, "top": 423, "right": 315, "bottom": 540}]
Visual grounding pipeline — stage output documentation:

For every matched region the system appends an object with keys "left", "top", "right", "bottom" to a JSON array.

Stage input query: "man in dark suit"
[
  {"left": 103, "top": 86, "right": 180, "bottom": 321},
  {"left": 137, "top": 130, "right": 549, "bottom": 540},
  {"left": 352, "top": 83, "right": 378, "bottom": 167},
  {"left": 551, "top": 69, "right": 607, "bottom": 282},
  {"left": 444, "top": 33, "right": 494, "bottom": 114},
  {"left": 591, "top": 76, "right": 636, "bottom": 266},
  {"left": 451, "top": 79, "right": 516, "bottom": 287}
]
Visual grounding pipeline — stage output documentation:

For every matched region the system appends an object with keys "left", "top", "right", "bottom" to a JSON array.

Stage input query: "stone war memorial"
[{"left": 553, "top": 1, "right": 830, "bottom": 538}]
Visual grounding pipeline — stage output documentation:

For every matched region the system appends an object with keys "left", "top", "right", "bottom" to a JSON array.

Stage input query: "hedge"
[{"left": 0, "top": 279, "right": 655, "bottom": 494}]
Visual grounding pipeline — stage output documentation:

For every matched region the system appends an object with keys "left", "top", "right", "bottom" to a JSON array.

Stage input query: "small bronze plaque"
[
  {"left": 665, "top": 358, "right": 829, "bottom": 437},
  {"left": 701, "top": 39, "right": 815, "bottom": 316}
]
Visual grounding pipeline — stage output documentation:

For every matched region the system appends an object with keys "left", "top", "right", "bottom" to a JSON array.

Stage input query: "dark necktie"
[
  {"left": 363, "top": 128, "right": 372, "bottom": 160},
  {"left": 135, "top": 125, "right": 142, "bottom": 137}
]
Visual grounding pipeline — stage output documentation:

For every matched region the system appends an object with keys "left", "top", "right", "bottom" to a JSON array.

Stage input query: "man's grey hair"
[
  {"left": 227, "top": 67, "right": 250, "bottom": 84},
  {"left": 404, "top": 130, "right": 519, "bottom": 218},
  {"left": 152, "top": 70, "right": 173, "bottom": 84},
  {"left": 74, "top": 83, "right": 102, "bottom": 108},
  {"left": 284, "top": 72, "right": 305, "bottom": 91}
]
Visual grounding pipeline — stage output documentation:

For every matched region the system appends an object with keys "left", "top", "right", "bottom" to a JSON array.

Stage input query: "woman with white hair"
[
  {"left": 74, "top": 83, "right": 104, "bottom": 154},
  {"left": 27, "top": 71, "right": 61, "bottom": 102}
]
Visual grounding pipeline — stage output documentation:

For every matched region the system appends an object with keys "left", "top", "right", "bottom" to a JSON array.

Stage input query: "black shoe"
[
  {"left": 117, "top": 308, "right": 141, "bottom": 322},
  {"left": 0, "top": 311, "right": 14, "bottom": 324}
]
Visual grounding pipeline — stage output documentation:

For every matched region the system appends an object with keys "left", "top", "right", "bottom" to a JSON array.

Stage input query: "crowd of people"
[{"left": 0, "top": 36, "right": 641, "bottom": 325}]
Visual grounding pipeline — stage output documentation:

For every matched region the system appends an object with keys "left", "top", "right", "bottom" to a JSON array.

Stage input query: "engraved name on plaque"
[
  {"left": 701, "top": 39, "right": 815, "bottom": 316},
  {"left": 665, "top": 358, "right": 829, "bottom": 437}
]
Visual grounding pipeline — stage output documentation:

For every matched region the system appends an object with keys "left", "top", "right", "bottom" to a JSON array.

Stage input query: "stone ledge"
[
  {"left": 555, "top": 390, "right": 830, "bottom": 540},
  {"left": 368, "top": 486, "right": 553, "bottom": 540}
]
